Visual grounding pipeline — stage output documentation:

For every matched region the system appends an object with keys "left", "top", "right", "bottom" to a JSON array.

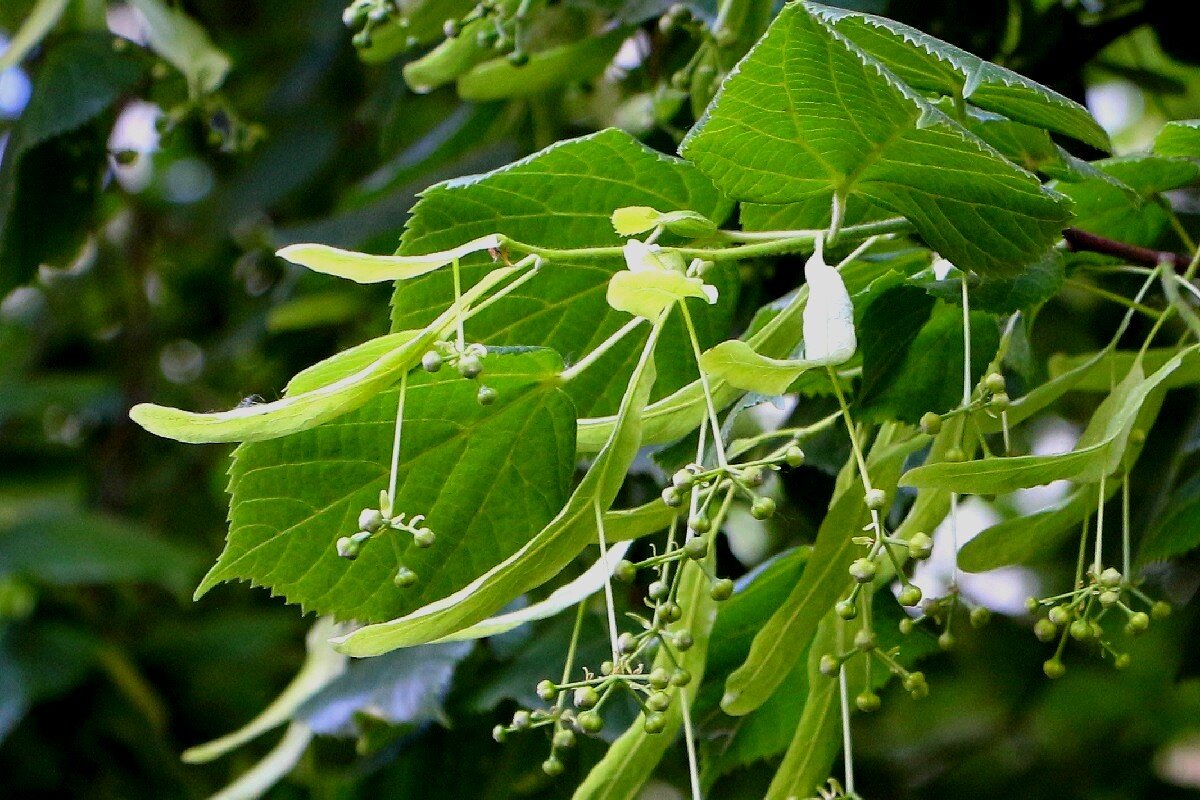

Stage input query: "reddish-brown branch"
[{"left": 1063, "top": 227, "right": 1190, "bottom": 270}]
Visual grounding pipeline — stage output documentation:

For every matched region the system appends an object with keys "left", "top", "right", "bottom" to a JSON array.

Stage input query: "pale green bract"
[
  {"left": 699, "top": 341, "right": 823, "bottom": 396},
  {"left": 129, "top": 265, "right": 517, "bottom": 444},
  {"left": 276, "top": 234, "right": 503, "bottom": 284},
  {"left": 802, "top": 250, "right": 856, "bottom": 364},
  {"left": 610, "top": 206, "right": 718, "bottom": 238},
  {"left": 606, "top": 240, "right": 718, "bottom": 320}
]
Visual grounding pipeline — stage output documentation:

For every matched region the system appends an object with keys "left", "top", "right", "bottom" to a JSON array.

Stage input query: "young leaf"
[
  {"left": 606, "top": 242, "right": 718, "bottom": 319},
  {"left": 334, "top": 320, "right": 661, "bottom": 655},
  {"left": 276, "top": 234, "right": 502, "bottom": 284},
  {"left": 720, "top": 424, "right": 922, "bottom": 716},
  {"left": 698, "top": 340, "right": 823, "bottom": 396},
  {"left": 904, "top": 348, "right": 1194, "bottom": 494},
  {"left": 130, "top": 266, "right": 517, "bottom": 443},
  {"left": 680, "top": 3, "right": 1071, "bottom": 276},
  {"left": 199, "top": 349, "right": 576, "bottom": 623},
  {"left": 390, "top": 128, "right": 734, "bottom": 417},
  {"left": 571, "top": 557, "right": 717, "bottom": 800}
]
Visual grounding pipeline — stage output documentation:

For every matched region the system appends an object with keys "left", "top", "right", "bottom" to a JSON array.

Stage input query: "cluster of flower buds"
[
  {"left": 819, "top": 595, "right": 929, "bottom": 710},
  {"left": 917, "top": 371, "right": 1009, "bottom": 455},
  {"left": 897, "top": 589, "right": 991, "bottom": 651},
  {"left": 492, "top": 600, "right": 697, "bottom": 776},
  {"left": 420, "top": 341, "right": 497, "bottom": 405},
  {"left": 442, "top": 1, "right": 536, "bottom": 66},
  {"left": 1027, "top": 566, "right": 1170, "bottom": 677},
  {"left": 341, "top": 0, "right": 399, "bottom": 48},
  {"left": 335, "top": 489, "right": 435, "bottom": 587}
]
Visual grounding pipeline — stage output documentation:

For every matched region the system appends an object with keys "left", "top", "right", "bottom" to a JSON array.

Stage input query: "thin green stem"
[
  {"left": 556, "top": 602, "right": 587, "bottom": 710},
  {"left": 1122, "top": 474, "right": 1131, "bottom": 578},
  {"left": 452, "top": 258, "right": 465, "bottom": 350},
  {"left": 681, "top": 302, "right": 728, "bottom": 468},
  {"left": 838, "top": 619, "right": 856, "bottom": 795},
  {"left": 463, "top": 256, "right": 541, "bottom": 319},
  {"left": 680, "top": 693, "right": 703, "bottom": 800},
  {"left": 594, "top": 499, "right": 621, "bottom": 665},
  {"left": 1094, "top": 471, "right": 1106, "bottom": 576},
  {"left": 561, "top": 317, "right": 646, "bottom": 383},
  {"left": 504, "top": 217, "right": 913, "bottom": 263},
  {"left": 828, "top": 366, "right": 871, "bottom": 491},
  {"left": 1066, "top": 278, "right": 1163, "bottom": 321},
  {"left": 387, "top": 371, "right": 408, "bottom": 506}
]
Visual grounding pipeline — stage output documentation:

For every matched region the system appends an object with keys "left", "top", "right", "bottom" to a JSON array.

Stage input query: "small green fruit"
[
  {"left": 536, "top": 680, "right": 557, "bottom": 701},
  {"left": 897, "top": 585, "right": 923, "bottom": 607},
  {"left": 649, "top": 667, "right": 671, "bottom": 689},
  {"left": 938, "top": 631, "right": 955, "bottom": 651},
  {"left": 421, "top": 351, "right": 443, "bottom": 372},
  {"left": 648, "top": 580, "right": 669, "bottom": 601},
  {"left": 661, "top": 487, "right": 684, "bottom": 507},
  {"left": 573, "top": 686, "right": 600, "bottom": 710},
  {"left": 750, "top": 496, "right": 777, "bottom": 520},
  {"left": 1069, "top": 619, "right": 1092, "bottom": 641},
  {"left": 710, "top": 578, "right": 734, "bottom": 601},
  {"left": 412, "top": 528, "right": 435, "bottom": 548},
  {"left": 553, "top": 729, "right": 576, "bottom": 749},
  {"left": 542, "top": 755, "right": 564, "bottom": 777},
  {"left": 819, "top": 654, "right": 840, "bottom": 676},
  {"left": 853, "top": 629, "right": 877, "bottom": 652},
  {"left": 785, "top": 445, "right": 805, "bottom": 467},
  {"left": 919, "top": 411, "right": 942, "bottom": 435},
  {"left": 849, "top": 557, "right": 877, "bottom": 584},
  {"left": 907, "top": 532, "right": 934, "bottom": 560},
  {"left": 577, "top": 710, "right": 603, "bottom": 733},
  {"left": 855, "top": 692, "right": 881, "bottom": 713},
  {"left": 670, "top": 668, "right": 692, "bottom": 687},
  {"left": 457, "top": 353, "right": 483, "bottom": 379},
  {"left": 646, "top": 691, "right": 671, "bottom": 712},
  {"left": 615, "top": 560, "right": 637, "bottom": 583},
  {"left": 1034, "top": 619, "right": 1058, "bottom": 642},
  {"left": 984, "top": 372, "right": 1006, "bottom": 394},
  {"left": 393, "top": 566, "right": 418, "bottom": 588},
  {"left": 836, "top": 599, "right": 858, "bottom": 620},
  {"left": 476, "top": 385, "right": 498, "bottom": 406},
  {"left": 643, "top": 712, "right": 667, "bottom": 734},
  {"left": 687, "top": 514, "right": 711, "bottom": 534},
  {"left": 1126, "top": 611, "right": 1150, "bottom": 635},
  {"left": 864, "top": 488, "right": 887, "bottom": 511},
  {"left": 1099, "top": 567, "right": 1122, "bottom": 588},
  {"left": 512, "top": 710, "right": 531, "bottom": 729},
  {"left": 1043, "top": 659, "right": 1066, "bottom": 679}
]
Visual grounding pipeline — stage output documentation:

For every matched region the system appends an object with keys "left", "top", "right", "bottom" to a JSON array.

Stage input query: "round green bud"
[
  {"left": 336, "top": 536, "right": 360, "bottom": 560},
  {"left": 1025, "top": 597, "right": 1040, "bottom": 613},
  {"left": 600, "top": 661, "right": 614, "bottom": 676},
  {"left": 919, "top": 411, "right": 943, "bottom": 435},
  {"left": 785, "top": 445, "right": 805, "bottom": 467},
  {"left": 673, "top": 631, "right": 694, "bottom": 651},
  {"left": 393, "top": 566, "right": 418, "bottom": 587},
  {"left": 643, "top": 712, "right": 667, "bottom": 734},
  {"left": 681, "top": 534, "right": 705, "bottom": 561},
  {"left": 457, "top": 353, "right": 483, "bottom": 379},
  {"left": 1047, "top": 605, "right": 1071, "bottom": 626},
  {"left": 542, "top": 755, "right": 564, "bottom": 777},
  {"left": 512, "top": 710, "right": 531, "bottom": 729},
  {"left": 907, "top": 532, "right": 934, "bottom": 560},
  {"left": 855, "top": 692, "right": 881, "bottom": 713},
  {"left": 661, "top": 487, "right": 684, "bottom": 507},
  {"left": 849, "top": 557, "right": 878, "bottom": 584},
  {"left": 970, "top": 606, "right": 992, "bottom": 628},
  {"left": 1114, "top": 653, "right": 1131, "bottom": 670},
  {"left": 577, "top": 710, "right": 603, "bottom": 733},
  {"left": 672, "top": 469, "right": 695, "bottom": 489},
  {"left": 421, "top": 350, "right": 443, "bottom": 372},
  {"left": 442, "top": 18, "right": 461, "bottom": 37},
  {"left": 649, "top": 667, "right": 671, "bottom": 689},
  {"left": 648, "top": 580, "right": 669, "bottom": 601},
  {"left": 536, "top": 680, "right": 558, "bottom": 702},
  {"left": 646, "top": 691, "right": 671, "bottom": 712},
  {"left": 897, "top": 584, "right": 923, "bottom": 607},
  {"left": 1069, "top": 619, "right": 1092, "bottom": 641},
  {"left": 836, "top": 599, "right": 859, "bottom": 620},
  {"left": 1099, "top": 567, "right": 1122, "bottom": 588},
  {"left": 709, "top": 578, "right": 734, "bottom": 601},
  {"left": 944, "top": 447, "right": 966, "bottom": 463},
  {"left": 687, "top": 514, "right": 711, "bottom": 535},
  {"left": 615, "top": 560, "right": 637, "bottom": 583},
  {"left": 618, "top": 632, "right": 638, "bottom": 654},
  {"left": 984, "top": 372, "right": 1006, "bottom": 394},
  {"left": 938, "top": 630, "right": 955, "bottom": 651},
  {"left": 903, "top": 671, "right": 928, "bottom": 697},
  {"left": 864, "top": 488, "right": 887, "bottom": 511},
  {"left": 1152, "top": 601, "right": 1172, "bottom": 620},
  {"left": 670, "top": 668, "right": 692, "bottom": 687},
  {"left": 819, "top": 654, "right": 840, "bottom": 677},
  {"left": 476, "top": 385, "right": 498, "bottom": 406},
  {"left": 853, "top": 629, "right": 877, "bottom": 652},
  {"left": 1126, "top": 611, "right": 1150, "bottom": 635},
  {"left": 573, "top": 686, "right": 600, "bottom": 710},
  {"left": 492, "top": 724, "right": 507, "bottom": 743},
  {"left": 1043, "top": 659, "right": 1066, "bottom": 680},
  {"left": 359, "top": 508, "right": 385, "bottom": 532},
  {"left": 658, "top": 602, "right": 683, "bottom": 623},
  {"left": 1130, "top": 428, "right": 1147, "bottom": 444},
  {"left": 990, "top": 392, "right": 1010, "bottom": 410},
  {"left": 1099, "top": 590, "right": 1120, "bottom": 607},
  {"left": 412, "top": 528, "right": 435, "bottom": 548},
  {"left": 750, "top": 496, "right": 777, "bottom": 520},
  {"left": 553, "top": 729, "right": 576, "bottom": 749},
  {"left": 1034, "top": 619, "right": 1058, "bottom": 642},
  {"left": 898, "top": 618, "right": 915, "bottom": 635},
  {"left": 742, "top": 466, "right": 765, "bottom": 487}
]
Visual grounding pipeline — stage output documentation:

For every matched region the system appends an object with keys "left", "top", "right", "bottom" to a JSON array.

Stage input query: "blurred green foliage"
[{"left": 5, "top": 1, "right": 1200, "bottom": 798}]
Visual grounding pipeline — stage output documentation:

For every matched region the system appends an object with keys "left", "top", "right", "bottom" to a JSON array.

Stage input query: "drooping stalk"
[
  {"left": 386, "top": 371, "right": 409, "bottom": 507},
  {"left": 681, "top": 302, "right": 729, "bottom": 468}
]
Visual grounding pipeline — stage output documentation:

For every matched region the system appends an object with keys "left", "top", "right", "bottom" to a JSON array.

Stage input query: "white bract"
[
  {"left": 802, "top": 247, "right": 856, "bottom": 364},
  {"left": 606, "top": 240, "right": 718, "bottom": 320},
  {"left": 276, "top": 234, "right": 502, "bottom": 284}
]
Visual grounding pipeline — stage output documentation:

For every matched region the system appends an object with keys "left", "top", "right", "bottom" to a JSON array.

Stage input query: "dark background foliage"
[{"left": 4, "top": 1, "right": 1200, "bottom": 798}]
